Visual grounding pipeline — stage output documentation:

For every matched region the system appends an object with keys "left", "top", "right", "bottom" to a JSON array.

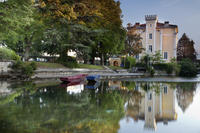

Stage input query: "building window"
[
  {"left": 148, "top": 106, "right": 151, "bottom": 112},
  {"left": 164, "top": 86, "right": 168, "bottom": 94},
  {"left": 149, "top": 33, "right": 153, "bottom": 39},
  {"left": 148, "top": 93, "right": 152, "bottom": 100},
  {"left": 164, "top": 52, "right": 168, "bottom": 59},
  {"left": 149, "top": 45, "right": 152, "bottom": 52}
]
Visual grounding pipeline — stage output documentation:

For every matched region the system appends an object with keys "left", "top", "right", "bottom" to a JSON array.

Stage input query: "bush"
[
  {"left": 11, "top": 61, "right": 36, "bottom": 78},
  {"left": 166, "top": 63, "right": 174, "bottom": 74},
  {"left": 57, "top": 56, "right": 78, "bottom": 68},
  {"left": 135, "top": 62, "right": 145, "bottom": 67},
  {"left": 179, "top": 59, "right": 197, "bottom": 77},
  {"left": 123, "top": 56, "right": 136, "bottom": 69},
  {"left": 21, "top": 64, "right": 34, "bottom": 77},
  {"left": 0, "top": 47, "right": 20, "bottom": 61},
  {"left": 153, "top": 62, "right": 180, "bottom": 75},
  {"left": 30, "top": 62, "right": 37, "bottom": 70},
  {"left": 153, "top": 63, "right": 168, "bottom": 71},
  {"left": 148, "top": 67, "right": 155, "bottom": 76}
]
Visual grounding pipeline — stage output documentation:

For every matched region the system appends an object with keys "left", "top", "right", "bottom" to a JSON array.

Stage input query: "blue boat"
[
  {"left": 86, "top": 75, "right": 100, "bottom": 82},
  {"left": 85, "top": 81, "right": 100, "bottom": 89}
]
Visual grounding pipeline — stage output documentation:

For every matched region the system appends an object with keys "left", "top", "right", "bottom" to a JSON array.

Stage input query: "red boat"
[
  {"left": 60, "top": 80, "right": 84, "bottom": 88},
  {"left": 60, "top": 74, "right": 88, "bottom": 83}
]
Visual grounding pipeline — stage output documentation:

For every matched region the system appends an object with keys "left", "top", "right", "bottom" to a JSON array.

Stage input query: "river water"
[{"left": 0, "top": 79, "right": 200, "bottom": 133}]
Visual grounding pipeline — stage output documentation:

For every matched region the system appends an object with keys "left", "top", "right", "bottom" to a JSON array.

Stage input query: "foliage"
[
  {"left": 152, "top": 51, "right": 163, "bottom": 64},
  {"left": 11, "top": 61, "right": 36, "bottom": 78},
  {"left": 177, "top": 33, "right": 196, "bottom": 61},
  {"left": 166, "top": 63, "right": 174, "bottom": 74},
  {"left": 149, "top": 67, "right": 155, "bottom": 76},
  {"left": 124, "top": 33, "right": 144, "bottom": 56},
  {"left": 0, "top": 47, "right": 20, "bottom": 61},
  {"left": 0, "top": 0, "right": 45, "bottom": 61},
  {"left": 141, "top": 54, "right": 152, "bottom": 69},
  {"left": 57, "top": 56, "right": 78, "bottom": 68},
  {"left": 179, "top": 58, "right": 197, "bottom": 77},
  {"left": 38, "top": 0, "right": 126, "bottom": 65},
  {"left": 123, "top": 56, "right": 136, "bottom": 69}
]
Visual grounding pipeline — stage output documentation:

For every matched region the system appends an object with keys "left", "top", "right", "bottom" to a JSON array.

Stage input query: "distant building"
[{"left": 127, "top": 15, "right": 178, "bottom": 62}]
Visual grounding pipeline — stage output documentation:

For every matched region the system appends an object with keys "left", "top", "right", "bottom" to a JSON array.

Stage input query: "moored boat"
[
  {"left": 60, "top": 74, "right": 88, "bottom": 83},
  {"left": 86, "top": 75, "right": 100, "bottom": 82}
]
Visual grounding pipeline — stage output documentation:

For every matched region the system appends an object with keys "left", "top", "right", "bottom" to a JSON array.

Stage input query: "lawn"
[
  {"left": 78, "top": 64, "right": 104, "bottom": 70},
  {"left": 35, "top": 62, "right": 66, "bottom": 69},
  {"left": 108, "top": 66, "right": 124, "bottom": 70},
  {"left": 35, "top": 62, "right": 104, "bottom": 69}
]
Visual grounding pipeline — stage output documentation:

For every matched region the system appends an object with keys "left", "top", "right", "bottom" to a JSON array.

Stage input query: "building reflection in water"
[{"left": 109, "top": 81, "right": 177, "bottom": 131}]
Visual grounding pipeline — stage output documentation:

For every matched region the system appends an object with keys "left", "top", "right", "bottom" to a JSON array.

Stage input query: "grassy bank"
[
  {"left": 36, "top": 62, "right": 66, "bottom": 69},
  {"left": 108, "top": 66, "right": 124, "bottom": 70},
  {"left": 35, "top": 62, "right": 104, "bottom": 70},
  {"left": 78, "top": 64, "right": 104, "bottom": 70}
]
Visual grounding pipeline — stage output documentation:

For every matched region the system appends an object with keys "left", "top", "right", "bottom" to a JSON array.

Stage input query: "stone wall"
[
  {"left": 0, "top": 81, "right": 12, "bottom": 97},
  {"left": 0, "top": 61, "right": 12, "bottom": 74}
]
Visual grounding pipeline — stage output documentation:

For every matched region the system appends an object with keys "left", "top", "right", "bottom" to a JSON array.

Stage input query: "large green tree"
[
  {"left": 0, "top": 0, "right": 45, "bottom": 61},
  {"left": 37, "top": 0, "right": 126, "bottom": 65}
]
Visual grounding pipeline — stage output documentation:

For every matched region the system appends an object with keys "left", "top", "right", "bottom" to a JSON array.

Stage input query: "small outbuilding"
[{"left": 109, "top": 57, "right": 121, "bottom": 67}]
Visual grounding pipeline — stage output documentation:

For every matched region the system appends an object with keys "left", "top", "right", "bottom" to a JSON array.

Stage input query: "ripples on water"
[{"left": 0, "top": 80, "right": 200, "bottom": 133}]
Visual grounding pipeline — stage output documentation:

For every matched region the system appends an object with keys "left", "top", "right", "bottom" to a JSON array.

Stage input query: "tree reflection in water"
[{"left": 0, "top": 80, "right": 198, "bottom": 133}]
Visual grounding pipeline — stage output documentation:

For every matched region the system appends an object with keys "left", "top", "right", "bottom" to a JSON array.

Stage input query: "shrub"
[
  {"left": 11, "top": 61, "right": 36, "bottom": 78},
  {"left": 0, "top": 47, "right": 20, "bottom": 61},
  {"left": 153, "top": 62, "right": 180, "bottom": 75},
  {"left": 30, "top": 62, "right": 37, "bottom": 70},
  {"left": 153, "top": 63, "right": 168, "bottom": 71},
  {"left": 166, "top": 63, "right": 174, "bottom": 74},
  {"left": 179, "top": 59, "right": 197, "bottom": 77},
  {"left": 149, "top": 67, "right": 155, "bottom": 77},
  {"left": 124, "top": 56, "right": 136, "bottom": 69},
  {"left": 21, "top": 64, "right": 34, "bottom": 77},
  {"left": 135, "top": 62, "right": 145, "bottom": 67},
  {"left": 57, "top": 56, "right": 78, "bottom": 68}
]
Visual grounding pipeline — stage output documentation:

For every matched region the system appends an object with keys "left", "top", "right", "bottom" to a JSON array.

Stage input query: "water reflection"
[
  {"left": 124, "top": 83, "right": 177, "bottom": 131},
  {"left": 0, "top": 80, "right": 199, "bottom": 133}
]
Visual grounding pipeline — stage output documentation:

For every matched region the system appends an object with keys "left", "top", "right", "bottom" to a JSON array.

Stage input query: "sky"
[{"left": 119, "top": 0, "right": 200, "bottom": 53}]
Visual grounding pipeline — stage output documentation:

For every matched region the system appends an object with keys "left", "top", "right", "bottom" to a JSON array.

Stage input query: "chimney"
[
  {"left": 136, "top": 22, "right": 140, "bottom": 25},
  {"left": 164, "top": 21, "right": 169, "bottom": 26}
]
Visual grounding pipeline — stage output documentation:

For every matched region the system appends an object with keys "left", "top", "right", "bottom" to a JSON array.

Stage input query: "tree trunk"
[
  {"left": 101, "top": 54, "right": 104, "bottom": 66},
  {"left": 24, "top": 45, "right": 31, "bottom": 61}
]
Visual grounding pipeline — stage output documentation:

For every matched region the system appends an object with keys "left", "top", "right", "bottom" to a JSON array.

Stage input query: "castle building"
[{"left": 127, "top": 15, "right": 178, "bottom": 62}]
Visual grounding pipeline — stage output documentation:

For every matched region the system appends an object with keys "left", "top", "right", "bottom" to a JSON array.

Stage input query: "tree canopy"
[
  {"left": 0, "top": 0, "right": 126, "bottom": 65},
  {"left": 177, "top": 33, "right": 196, "bottom": 61}
]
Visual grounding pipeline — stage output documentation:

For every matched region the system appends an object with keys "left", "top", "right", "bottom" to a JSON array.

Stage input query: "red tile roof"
[{"left": 128, "top": 22, "right": 178, "bottom": 30}]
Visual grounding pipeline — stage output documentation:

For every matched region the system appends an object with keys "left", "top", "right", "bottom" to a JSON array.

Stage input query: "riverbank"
[
  {"left": 1, "top": 67, "right": 178, "bottom": 81},
  {"left": 31, "top": 68, "right": 178, "bottom": 80}
]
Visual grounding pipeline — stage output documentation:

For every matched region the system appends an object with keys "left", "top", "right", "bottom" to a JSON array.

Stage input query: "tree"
[
  {"left": 177, "top": 33, "right": 196, "bottom": 61},
  {"left": 0, "top": 0, "right": 45, "bottom": 61},
  {"left": 124, "top": 33, "right": 144, "bottom": 56}
]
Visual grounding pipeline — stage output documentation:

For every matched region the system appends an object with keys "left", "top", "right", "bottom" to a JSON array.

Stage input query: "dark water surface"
[{"left": 0, "top": 80, "right": 200, "bottom": 133}]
